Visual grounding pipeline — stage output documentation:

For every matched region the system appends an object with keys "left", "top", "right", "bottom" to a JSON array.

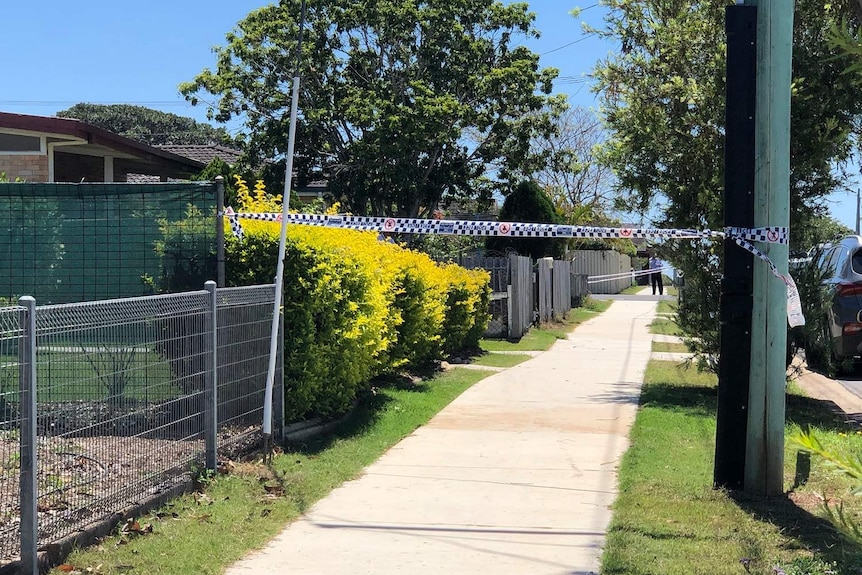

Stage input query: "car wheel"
[{"left": 822, "top": 316, "right": 844, "bottom": 375}]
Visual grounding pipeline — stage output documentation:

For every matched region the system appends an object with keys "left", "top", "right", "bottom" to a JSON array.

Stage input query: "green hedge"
[{"left": 224, "top": 223, "right": 489, "bottom": 420}]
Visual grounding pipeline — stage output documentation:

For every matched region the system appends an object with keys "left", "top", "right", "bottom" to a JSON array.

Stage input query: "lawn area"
[
  {"left": 620, "top": 284, "right": 645, "bottom": 295},
  {"left": 656, "top": 298, "right": 677, "bottom": 315},
  {"left": 469, "top": 352, "right": 533, "bottom": 368},
  {"left": 479, "top": 298, "right": 612, "bottom": 352},
  {"left": 651, "top": 340, "right": 689, "bottom": 353},
  {"left": 53, "top": 367, "right": 490, "bottom": 575},
  {"left": 649, "top": 317, "right": 683, "bottom": 336},
  {"left": 0, "top": 349, "right": 175, "bottom": 403},
  {"left": 602, "top": 360, "right": 862, "bottom": 574}
]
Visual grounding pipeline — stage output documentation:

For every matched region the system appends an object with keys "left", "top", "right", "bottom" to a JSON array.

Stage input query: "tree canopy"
[
  {"left": 57, "top": 103, "right": 234, "bottom": 147},
  {"left": 592, "top": 0, "right": 862, "bottom": 368},
  {"left": 486, "top": 180, "right": 564, "bottom": 259},
  {"left": 180, "top": 0, "right": 564, "bottom": 218},
  {"left": 532, "top": 105, "right": 615, "bottom": 223}
]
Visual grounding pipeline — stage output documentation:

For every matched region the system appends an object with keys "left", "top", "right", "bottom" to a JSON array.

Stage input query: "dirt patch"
[{"left": 0, "top": 427, "right": 260, "bottom": 564}]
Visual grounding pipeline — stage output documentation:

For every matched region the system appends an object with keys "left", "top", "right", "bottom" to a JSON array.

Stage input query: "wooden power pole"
[
  {"left": 716, "top": 3, "right": 756, "bottom": 491},
  {"left": 746, "top": 0, "right": 793, "bottom": 496}
]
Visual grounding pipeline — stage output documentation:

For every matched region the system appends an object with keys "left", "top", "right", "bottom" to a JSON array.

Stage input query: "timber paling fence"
[
  {"left": 0, "top": 283, "right": 282, "bottom": 573},
  {"left": 459, "top": 255, "right": 588, "bottom": 340},
  {"left": 570, "top": 249, "right": 633, "bottom": 294}
]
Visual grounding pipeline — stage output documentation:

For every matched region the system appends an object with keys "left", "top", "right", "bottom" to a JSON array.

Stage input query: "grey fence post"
[
  {"left": 18, "top": 297, "right": 38, "bottom": 575},
  {"left": 215, "top": 177, "right": 226, "bottom": 288},
  {"left": 204, "top": 281, "right": 218, "bottom": 471}
]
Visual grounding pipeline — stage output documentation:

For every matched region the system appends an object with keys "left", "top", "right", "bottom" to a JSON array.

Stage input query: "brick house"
[{"left": 0, "top": 112, "right": 204, "bottom": 182}]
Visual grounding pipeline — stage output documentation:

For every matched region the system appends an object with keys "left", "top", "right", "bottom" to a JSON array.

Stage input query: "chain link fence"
[{"left": 0, "top": 284, "right": 280, "bottom": 570}]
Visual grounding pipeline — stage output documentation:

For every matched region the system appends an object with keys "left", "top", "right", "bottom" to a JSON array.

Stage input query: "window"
[
  {"left": 827, "top": 246, "right": 848, "bottom": 277},
  {"left": 0, "top": 133, "right": 43, "bottom": 153}
]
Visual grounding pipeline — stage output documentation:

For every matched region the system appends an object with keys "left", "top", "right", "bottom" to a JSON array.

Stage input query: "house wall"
[{"left": 0, "top": 153, "right": 49, "bottom": 182}]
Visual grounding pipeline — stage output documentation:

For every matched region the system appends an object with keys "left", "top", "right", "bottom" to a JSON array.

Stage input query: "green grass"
[
  {"left": 469, "top": 352, "right": 532, "bottom": 368},
  {"left": 656, "top": 299, "right": 677, "bottom": 315},
  {"left": 602, "top": 360, "right": 862, "bottom": 575},
  {"left": 651, "top": 341, "right": 689, "bottom": 353},
  {"left": 480, "top": 298, "right": 612, "bottom": 352},
  {"left": 620, "top": 284, "right": 645, "bottom": 294},
  {"left": 1, "top": 349, "right": 175, "bottom": 402},
  {"left": 54, "top": 367, "right": 489, "bottom": 575},
  {"left": 649, "top": 317, "right": 683, "bottom": 336}
]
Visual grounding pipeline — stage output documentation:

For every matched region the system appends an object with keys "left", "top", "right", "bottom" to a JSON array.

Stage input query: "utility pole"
[
  {"left": 715, "top": 2, "right": 756, "bottom": 491},
  {"left": 746, "top": 0, "right": 793, "bottom": 496},
  {"left": 855, "top": 188, "right": 860, "bottom": 235}
]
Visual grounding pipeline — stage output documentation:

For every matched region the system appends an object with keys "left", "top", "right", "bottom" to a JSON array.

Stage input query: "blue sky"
[{"left": 0, "top": 0, "right": 856, "bottom": 231}]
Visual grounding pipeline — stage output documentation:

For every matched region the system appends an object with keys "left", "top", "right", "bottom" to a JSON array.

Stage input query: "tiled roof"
[
  {"left": 124, "top": 174, "right": 188, "bottom": 183},
  {"left": 157, "top": 144, "right": 243, "bottom": 166}
]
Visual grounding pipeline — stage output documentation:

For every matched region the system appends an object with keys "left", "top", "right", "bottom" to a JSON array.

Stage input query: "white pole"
[
  {"left": 263, "top": 0, "right": 306, "bottom": 449},
  {"left": 856, "top": 187, "right": 860, "bottom": 236}
]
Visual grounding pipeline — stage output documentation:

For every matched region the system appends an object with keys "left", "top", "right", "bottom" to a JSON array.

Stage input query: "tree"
[
  {"left": 532, "top": 106, "right": 616, "bottom": 221},
  {"left": 179, "top": 0, "right": 563, "bottom": 218},
  {"left": 57, "top": 103, "right": 234, "bottom": 147},
  {"left": 486, "top": 180, "right": 564, "bottom": 259},
  {"left": 591, "top": 0, "right": 862, "bottom": 368}
]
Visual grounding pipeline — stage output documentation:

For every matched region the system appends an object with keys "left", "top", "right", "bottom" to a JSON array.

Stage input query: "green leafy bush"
[{"left": 225, "top": 220, "right": 489, "bottom": 420}]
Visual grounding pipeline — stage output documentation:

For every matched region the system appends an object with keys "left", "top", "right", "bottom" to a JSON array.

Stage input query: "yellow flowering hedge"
[{"left": 224, "top": 178, "right": 489, "bottom": 420}]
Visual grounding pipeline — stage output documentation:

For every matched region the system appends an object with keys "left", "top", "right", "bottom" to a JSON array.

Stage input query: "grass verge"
[
  {"left": 52, "top": 368, "right": 489, "bottom": 575},
  {"left": 480, "top": 298, "right": 612, "bottom": 352},
  {"left": 602, "top": 360, "right": 862, "bottom": 575},
  {"left": 651, "top": 341, "right": 689, "bottom": 353},
  {"left": 649, "top": 317, "right": 683, "bottom": 336},
  {"left": 469, "top": 352, "right": 533, "bottom": 368},
  {"left": 656, "top": 299, "right": 677, "bottom": 315},
  {"left": 620, "top": 284, "right": 645, "bottom": 295}
]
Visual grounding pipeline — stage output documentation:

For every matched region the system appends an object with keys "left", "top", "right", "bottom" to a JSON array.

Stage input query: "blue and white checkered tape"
[{"left": 219, "top": 209, "right": 802, "bottom": 327}]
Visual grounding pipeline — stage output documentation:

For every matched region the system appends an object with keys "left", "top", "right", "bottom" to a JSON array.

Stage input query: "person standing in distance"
[{"left": 649, "top": 253, "right": 664, "bottom": 296}]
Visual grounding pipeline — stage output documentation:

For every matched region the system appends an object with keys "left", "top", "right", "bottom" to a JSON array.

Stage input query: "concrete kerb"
[{"left": 225, "top": 297, "right": 659, "bottom": 575}]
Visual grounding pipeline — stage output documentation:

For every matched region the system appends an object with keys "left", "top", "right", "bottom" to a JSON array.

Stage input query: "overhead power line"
[
  {"left": 0, "top": 100, "right": 195, "bottom": 107},
  {"left": 540, "top": 32, "right": 598, "bottom": 56}
]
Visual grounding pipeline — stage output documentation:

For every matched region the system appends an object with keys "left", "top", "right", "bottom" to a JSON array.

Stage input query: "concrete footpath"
[{"left": 227, "top": 297, "right": 659, "bottom": 575}]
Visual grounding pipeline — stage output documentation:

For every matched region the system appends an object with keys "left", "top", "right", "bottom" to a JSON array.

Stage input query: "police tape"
[
  {"left": 221, "top": 209, "right": 788, "bottom": 244},
  {"left": 586, "top": 266, "right": 671, "bottom": 284},
  {"left": 220, "top": 209, "right": 803, "bottom": 327}
]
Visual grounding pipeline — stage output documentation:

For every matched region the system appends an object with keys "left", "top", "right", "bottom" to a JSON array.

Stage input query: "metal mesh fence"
[
  {"left": 486, "top": 298, "right": 508, "bottom": 338},
  {"left": 0, "top": 183, "right": 216, "bottom": 305},
  {"left": 0, "top": 284, "right": 279, "bottom": 565},
  {"left": 0, "top": 307, "right": 24, "bottom": 562},
  {"left": 215, "top": 285, "right": 279, "bottom": 453},
  {"left": 459, "top": 257, "right": 509, "bottom": 338},
  {"left": 32, "top": 291, "right": 211, "bottom": 548}
]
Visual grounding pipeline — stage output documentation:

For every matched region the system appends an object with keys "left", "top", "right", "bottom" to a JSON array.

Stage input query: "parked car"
[{"left": 818, "top": 236, "right": 862, "bottom": 363}]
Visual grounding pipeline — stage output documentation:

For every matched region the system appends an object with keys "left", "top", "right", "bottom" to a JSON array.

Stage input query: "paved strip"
[
  {"left": 227, "top": 299, "right": 656, "bottom": 575},
  {"left": 652, "top": 334, "right": 685, "bottom": 344},
  {"left": 651, "top": 352, "right": 695, "bottom": 362}
]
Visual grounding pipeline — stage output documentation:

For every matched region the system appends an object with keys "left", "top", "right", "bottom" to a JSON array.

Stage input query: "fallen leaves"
[
  {"left": 54, "top": 562, "right": 104, "bottom": 574},
  {"left": 115, "top": 518, "right": 154, "bottom": 547},
  {"left": 120, "top": 519, "right": 153, "bottom": 536},
  {"left": 262, "top": 483, "right": 284, "bottom": 497}
]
